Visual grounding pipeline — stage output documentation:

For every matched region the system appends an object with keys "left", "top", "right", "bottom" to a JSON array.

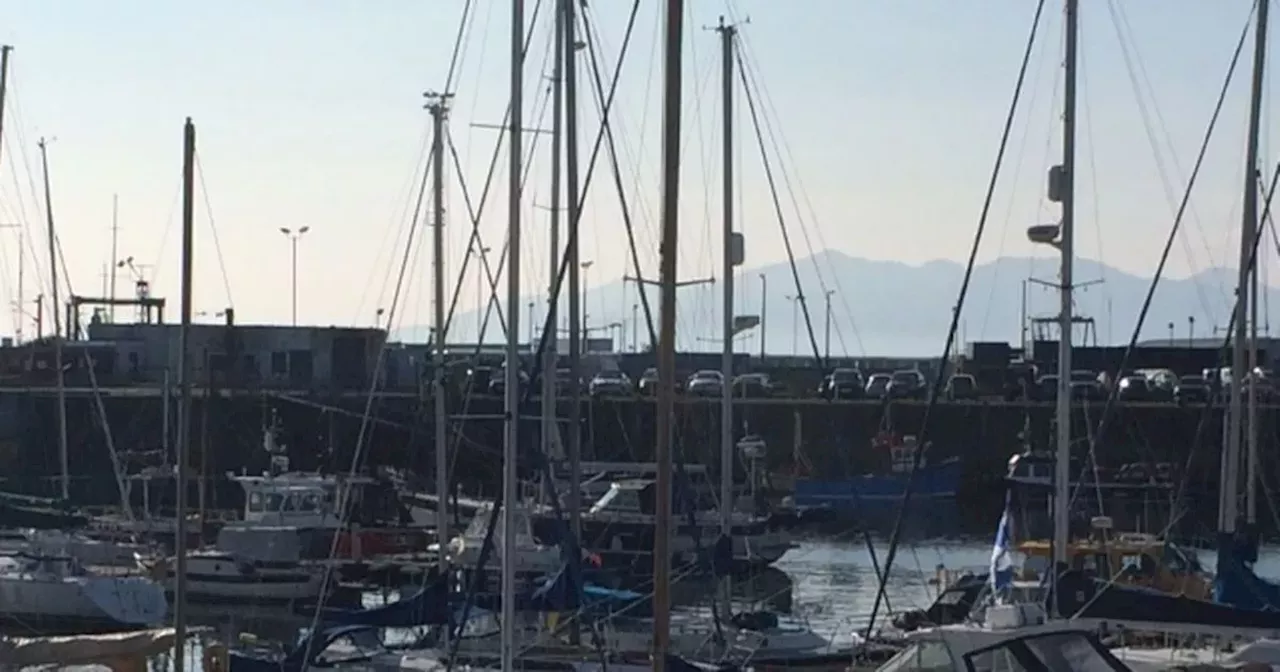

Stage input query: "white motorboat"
[
  {"left": 0, "top": 528, "right": 156, "bottom": 568},
  {"left": 0, "top": 553, "right": 167, "bottom": 631},
  {"left": 161, "top": 550, "right": 325, "bottom": 604}
]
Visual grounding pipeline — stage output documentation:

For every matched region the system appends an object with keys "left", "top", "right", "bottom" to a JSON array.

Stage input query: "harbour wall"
[{"left": 0, "top": 388, "right": 1245, "bottom": 534}]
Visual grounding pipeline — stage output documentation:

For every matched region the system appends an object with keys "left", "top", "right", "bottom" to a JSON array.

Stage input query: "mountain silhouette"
[{"left": 394, "top": 250, "right": 1263, "bottom": 358}]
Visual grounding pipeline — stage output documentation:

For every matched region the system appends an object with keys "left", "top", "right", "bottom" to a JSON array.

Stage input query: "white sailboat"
[{"left": 0, "top": 552, "right": 167, "bottom": 631}]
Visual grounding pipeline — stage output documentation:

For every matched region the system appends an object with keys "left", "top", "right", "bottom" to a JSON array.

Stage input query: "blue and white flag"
[{"left": 989, "top": 491, "right": 1015, "bottom": 592}]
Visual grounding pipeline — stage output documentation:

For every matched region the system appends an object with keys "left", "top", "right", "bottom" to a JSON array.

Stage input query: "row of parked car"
[{"left": 1028, "top": 366, "right": 1275, "bottom": 404}]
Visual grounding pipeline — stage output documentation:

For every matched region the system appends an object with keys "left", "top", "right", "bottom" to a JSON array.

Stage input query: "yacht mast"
[
  {"left": 172, "top": 116, "right": 196, "bottom": 672},
  {"left": 501, "top": 0, "right": 525, "bottom": 667},
  {"left": 564, "top": 0, "right": 584, "bottom": 550},
  {"left": 1229, "top": 0, "right": 1268, "bottom": 533},
  {"left": 653, "top": 0, "right": 685, "bottom": 667},
  {"left": 37, "top": 138, "right": 68, "bottom": 501},
  {"left": 425, "top": 90, "right": 452, "bottom": 625},
  {"left": 541, "top": 0, "right": 563, "bottom": 503},
  {"left": 716, "top": 15, "right": 739, "bottom": 617},
  {"left": 1051, "top": 0, "right": 1079, "bottom": 589}
]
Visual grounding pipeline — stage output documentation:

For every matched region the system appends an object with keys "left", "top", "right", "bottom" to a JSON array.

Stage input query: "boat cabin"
[
  {"left": 229, "top": 472, "right": 379, "bottom": 529},
  {"left": 1015, "top": 532, "right": 1210, "bottom": 600}
]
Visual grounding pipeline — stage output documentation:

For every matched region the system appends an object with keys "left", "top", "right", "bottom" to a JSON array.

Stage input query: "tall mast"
[
  {"left": 110, "top": 194, "right": 119, "bottom": 322},
  {"left": 172, "top": 116, "right": 196, "bottom": 672},
  {"left": 715, "top": 15, "right": 738, "bottom": 618},
  {"left": 541, "top": 0, "right": 563, "bottom": 503},
  {"left": 38, "top": 138, "right": 68, "bottom": 501},
  {"left": 1229, "top": 0, "right": 1269, "bottom": 533},
  {"left": 653, "top": 0, "right": 685, "bottom": 667},
  {"left": 425, "top": 90, "right": 452, "bottom": 634},
  {"left": 502, "top": 0, "right": 524, "bottom": 667},
  {"left": 564, "top": 0, "right": 584, "bottom": 551},
  {"left": 1051, "top": 0, "right": 1079, "bottom": 587},
  {"left": 0, "top": 46, "right": 13, "bottom": 344}
]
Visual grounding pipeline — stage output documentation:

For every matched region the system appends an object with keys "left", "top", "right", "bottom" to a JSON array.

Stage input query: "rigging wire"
[
  {"left": 1068, "top": 3, "right": 1253, "bottom": 515},
  {"left": 192, "top": 152, "right": 235, "bottom": 308},
  {"left": 734, "top": 49, "right": 822, "bottom": 364},
  {"left": 860, "top": 0, "right": 1047, "bottom": 642},
  {"left": 438, "top": 0, "right": 552, "bottom": 339},
  {"left": 578, "top": 0, "right": 657, "bottom": 349},
  {"left": 728, "top": 25, "right": 866, "bottom": 356}
]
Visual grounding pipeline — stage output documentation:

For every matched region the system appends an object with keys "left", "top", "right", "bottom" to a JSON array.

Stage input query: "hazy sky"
[{"left": 0, "top": 0, "right": 1268, "bottom": 347}]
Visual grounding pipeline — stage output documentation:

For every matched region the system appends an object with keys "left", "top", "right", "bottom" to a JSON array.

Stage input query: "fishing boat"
[
  {"left": 790, "top": 433, "right": 962, "bottom": 512},
  {"left": 157, "top": 549, "right": 325, "bottom": 604},
  {"left": 0, "top": 552, "right": 168, "bottom": 632}
]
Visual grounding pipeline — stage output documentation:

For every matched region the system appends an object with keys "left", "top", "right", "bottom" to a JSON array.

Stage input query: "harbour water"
[{"left": 43, "top": 536, "right": 1280, "bottom": 670}]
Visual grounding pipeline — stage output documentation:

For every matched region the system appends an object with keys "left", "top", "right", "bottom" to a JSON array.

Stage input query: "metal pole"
[
  {"left": 110, "top": 194, "right": 119, "bottom": 321},
  {"left": 716, "top": 14, "right": 737, "bottom": 620},
  {"left": 759, "top": 273, "right": 766, "bottom": 358},
  {"left": 173, "top": 116, "right": 196, "bottom": 672},
  {"left": 426, "top": 92, "right": 452, "bottom": 628},
  {"left": 1053, "top": 0, "right": 1079, "bottom": 592},
  {"left": 501, "top": 0, "right": 523, "bottom": 666},
  {"left": 823, "top": 290, "right": 834, "bottom": 364},
  {"left": 654, "top": 0, "right": 685, "bottom": 666},
  {"left": 1237, "top": 0, "right": 1269, "bottom": 529},
  {"left": 565, "top": 0, "right": 584, "bottom": 556},
  {"left": 290, "top": 236, "right": 298, "bottom": 326},
  {"left": 632, "top": 302, "right": 638, "bottom": 351},
  {"left": 542, "top": 0, "right": 563, "bottom": 472},
  {"left": 38, "top": 139, "right": 68, "bottom": 501}
]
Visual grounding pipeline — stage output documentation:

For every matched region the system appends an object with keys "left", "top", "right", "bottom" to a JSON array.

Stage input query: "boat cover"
[
  {"left": 1215, "top": 527, "right": 1280, "bottom": 612},
  {"left": 0, "top": 627, "right": 194, "bottom": 665},
  {"left": 1053, "top": 570, "right": 1280, "bottom": 628}
]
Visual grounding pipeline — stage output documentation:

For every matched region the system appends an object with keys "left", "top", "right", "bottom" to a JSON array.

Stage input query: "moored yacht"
[{"left": 0, "top": 552, "right": 168, "bottom": 632}]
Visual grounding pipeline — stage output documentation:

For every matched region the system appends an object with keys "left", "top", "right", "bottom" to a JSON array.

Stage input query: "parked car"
[
  {"left": 686, "top": 370, "right": 724, "bottom": 397},
  {"left": 638, "top": 367, "right": 659, "bottom": 396},
  {"left": 1116, "top": 375, "right": 1150, "bottom": 401},
  {"left": 865, "top": 373, "right": 892, "bottom": 399},
  {"left": 732, "top": 373, "right": 775, "bottom": 398},
  {"left": 1175, "top": 374, "right": 1210, "bottom": 404},
  {"left": 886, "top": 370, "right": 926, "bottom": 399},
  {"left": 1069, "top": 369, "right": 1105, "bottom": 401},
  {"left": 819, "top": 368, "right": 864, "bottom": 400},
  {"left": 945, "top": 373, "right": 978, "bottom": 401},
  {"left": 487, "top": 363, "right": 530, "bottom": 396},
  {"left": 589, "top": 370, "right": 633, "bottom": 397}
]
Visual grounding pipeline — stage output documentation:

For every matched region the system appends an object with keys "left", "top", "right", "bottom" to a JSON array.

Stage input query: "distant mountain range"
[{"left": 393, "top": 251, "right": 1270, "bottom": 358}]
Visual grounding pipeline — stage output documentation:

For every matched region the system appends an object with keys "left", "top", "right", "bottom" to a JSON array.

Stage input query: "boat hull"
[
  {"left": 165, "top": 553, "right": 324, "bottom": 604},
  {"left": 0, "top": 570, "right": 167, "bottom": 632},
  {"left": 791, "top": 458, "right": 962, "bottom": 511}
]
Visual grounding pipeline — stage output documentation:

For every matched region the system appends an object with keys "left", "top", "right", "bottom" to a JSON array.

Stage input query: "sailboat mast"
[
  {"left": 653, "top": 0, "right": 686, "bottom": 666},
  {"left": 38, "top": 138, "right": 69, "bottom": 501},
  {"left": 541, "top": 0, "right": 563, "bottom": 503},
  {"left": 426, "top": 90, "right": 451, "bottom": 597},
  {"left": 1052, "top": 0, "right": 1079, "bottom": 577},
  {"left": 716, "top": 15, "right": 737, "bottom": 616},
  {"left": 1230, "top": 0, "right": 1269, "bottom": 532},
  {"left": 501, "top": 0, "right": 524, "bottom": 667},
  {"left": 110, "top": 194, "right": 119, "bottom": 322},
  {"left": 172, "top": 116, "right": 196, "bottom": 672},
  {"left": 564, "top": 0, "right": 583, "bottom": 547}
]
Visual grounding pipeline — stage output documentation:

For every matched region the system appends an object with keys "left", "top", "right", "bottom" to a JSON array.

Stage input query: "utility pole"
[
  {"left": 173, "top": 116, "right": 197, "bottom": 672},
  {"left": 110, "top": 194, "right": 119, "bottom": 322},
  {"left": 38, "top": 138, "right": 68, "bottom": 501},
  {"left": 501, "top": 0, "right": 524, "bottom": 666},
  {"left": 425, "top": 91, "right": 452, "bottom": 633},
  {"left": 653, "top": 0, "right": 685, "bottom": 667},
  {"left": 714, "top": 14, "right": 740, "bottom": 621}
]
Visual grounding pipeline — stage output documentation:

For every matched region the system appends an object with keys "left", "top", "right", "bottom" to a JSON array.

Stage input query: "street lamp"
[
  {"left": 784, "top": 295, "right": 799, "bottom": 355},
  {"left": 279, "top": 226, "right": 311, "bottom": 326},
  {"left": 581, "top": 260, "right": 594, "bottom": 334},
  {"left": 823, "top": 289, "right": 836, "bottom": 364},
  {"left": 472, "top": 245, "right": 491, "bottom": 343}
]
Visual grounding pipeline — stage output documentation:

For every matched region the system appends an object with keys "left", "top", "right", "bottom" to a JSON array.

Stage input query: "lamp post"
[
  {"left": 279, "top": 226, "right": 310, "bottom": 326},
  {"left": 473, "top": 245, "right": 492, "bottom": 343},
  {"left": 784, "top": 295, "right": 799, "bottom": 355},
  {"left": 823, "top": 289, "right": 836, "bottom": 364},
  {"left": 758, "top": 273, "right": 766, "bottom": 358},
  {"left": 581, "top": 260, "right": 594, "bottom": 334}
]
